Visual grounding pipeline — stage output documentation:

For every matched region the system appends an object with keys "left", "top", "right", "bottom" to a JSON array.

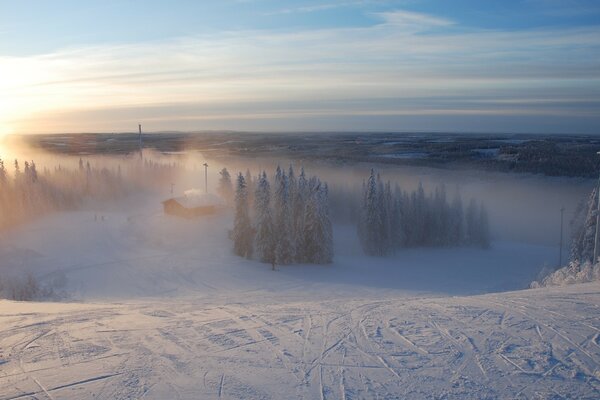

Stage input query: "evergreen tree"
[
  {"left": 233, "top": 173, "right": 253, "bottom": 258},
  {"left": 293, "top": 167, "right": 308, "bottom": 262},
  {"left": 304, "top": 178, "right": 333, "bottom": 263},
  {"left": 478, "top": 202, "right": 491, "bottom": 248},
  {"left": 466, "top": 198, "right": 479, "bottom": 245},
  {"left": 218, "top": 168, "right": 233, "bottom": 204},
  {"left": 570, "top": 187, "right": 598, "bottom": 263},
  {"left": 449, "top": 193, "right": 464, "bottom": 246},
  {"left": 0, "top": 158, "right": 6, "bottom": 186},
  {"left": 254, "top": 172, "right": 276, "bottom": 266},
  {"left": 358, "top": 170, "right": 383, "bottom": 255},
  {"left": 391, "top": 185, "right": 405, "bottom": 248},
  {"left": 244, "top": 169, "right": 255, "bottom": 208},
  {"left": 274, "top": 170, "right": 294, "bottom": 264}
]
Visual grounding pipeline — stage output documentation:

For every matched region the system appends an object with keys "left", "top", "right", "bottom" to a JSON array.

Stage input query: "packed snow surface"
[
  {"left": 0, "top": 206, "right": 598, "bottom": 398},
  {"left": 1, "top": 283, "right": 599, "bottom": 399}
]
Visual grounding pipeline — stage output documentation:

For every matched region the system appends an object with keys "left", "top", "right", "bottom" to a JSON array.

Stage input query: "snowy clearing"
[{"left": 1, "top": 283, "right": 599, "bottom": 399}]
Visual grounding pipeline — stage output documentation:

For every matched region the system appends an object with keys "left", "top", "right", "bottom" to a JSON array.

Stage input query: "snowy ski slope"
[
  {"left": 0, "top": 208, "right": 598, "bottom": 398},
  {"left": 1, "top": 283, "right": 599, "bottom": 399}
]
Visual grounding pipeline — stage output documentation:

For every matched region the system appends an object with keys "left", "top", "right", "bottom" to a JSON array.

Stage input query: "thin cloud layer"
[{"left": 0, "top": 6, "right": 599, "bottom": 134}]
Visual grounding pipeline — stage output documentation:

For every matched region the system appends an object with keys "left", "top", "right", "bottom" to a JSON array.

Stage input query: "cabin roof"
[{"left": 162, "top": 192, "right": 223, "bottom": 209}]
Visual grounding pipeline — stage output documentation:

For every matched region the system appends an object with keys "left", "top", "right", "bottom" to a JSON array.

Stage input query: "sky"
[{"left": 0, "top": 0, "right": 599, "bottom": 135}]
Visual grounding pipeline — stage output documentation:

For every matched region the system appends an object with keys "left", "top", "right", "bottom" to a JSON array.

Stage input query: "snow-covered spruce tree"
[
  {"left": 414, "top": 182, "right": 427, "bottom": 246},
  {"left": 358, "top": 170, "right": 383, "bottom": 256},
  {"left": 449, "top": 193, "right": 465, "bottom": 246},
  {"left": 218, "top": 168, "right": 233, "bottom": 205},
  {"left": 391, "top": 184, "right": 405, "bottom": 248},
  {"left": 274, "top": 169, "right": 294, "bottom": 265},
  {"left": 379, "top": 178, "right": 394, "bottom": 254},
  {"left": 245, "top": 169, "right": 255, "bottom": 208},
  {"left": 570, "top": 187, "right": 598, "bottom": 263},
  {"left": 432, "top": 185, "right": 449, "bottom": 246},
  {"left": 477, "top": 202, "right": 491, "bottom": 248},
  {"left": 303, "top": 177, "right": 333, "bottom": 263},
  {"left": 233, "top": 173, "right": 253, "bottom": 258},
  {"left": 465, "top": 199, "right": 490, "bottom": 249},
  {"left": 287, "top": 165, "right": 297, "bottom": 244},
  {"left": 0, "top": 158, "right": 6, "bottom": 185},
  {"left": 465, "top": 198, "right": 479, "bottom": 246},
  {"left": 254, "top": 171, "right": 276, "bottom": 266},
  {"left": 293, "top": 167, "right": 308, "bottom": 262}
]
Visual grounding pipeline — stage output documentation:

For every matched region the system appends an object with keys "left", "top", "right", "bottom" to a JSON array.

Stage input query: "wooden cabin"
[{"left": 162, "top": 192, "right": 223, "bottom": 218}]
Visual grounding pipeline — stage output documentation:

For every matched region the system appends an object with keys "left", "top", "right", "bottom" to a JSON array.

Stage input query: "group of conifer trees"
[
  {"left": 0, "top": 157, "right": 130, "bottom": 229},
  {"left": 231, "top": 166, "right": 333, "bottom": 266},
  {"left": 0, "top": 155, "right": 184, "bottom": 230},
  {"left": 358, "top": 170, "right": 490, "bottom": 256}
]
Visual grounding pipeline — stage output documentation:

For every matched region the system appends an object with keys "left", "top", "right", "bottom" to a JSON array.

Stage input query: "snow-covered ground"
[
  {"left": 0, "top": 204, "right": 598, "bottom": 398},
  {"left": 0, "top": 206, "right": 556, "bottom": 301},
  {"left": 1, "top": 283, "right": 599, "bottom": 399}
]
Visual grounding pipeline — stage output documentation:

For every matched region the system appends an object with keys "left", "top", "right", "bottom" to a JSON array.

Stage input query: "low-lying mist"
[{"left": 0, "top": 134, "right": 593, "bottom": 301}]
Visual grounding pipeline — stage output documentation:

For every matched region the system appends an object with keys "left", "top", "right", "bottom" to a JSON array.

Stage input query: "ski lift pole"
[
  {"left": 203, "top": 163, "right": 208, "bottom": 193},
  {"left": 594, "top": 151, "right": 600, "bottom": 263}
]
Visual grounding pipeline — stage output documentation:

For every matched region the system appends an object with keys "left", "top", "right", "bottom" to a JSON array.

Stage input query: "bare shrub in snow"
[{"left": 0, "top": 271, "right": 68, "bottom": 301}]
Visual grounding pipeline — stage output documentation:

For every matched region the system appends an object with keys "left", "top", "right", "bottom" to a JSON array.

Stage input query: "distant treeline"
[{"left": 0, "top": 156, "right": 181, "bottom": 230}]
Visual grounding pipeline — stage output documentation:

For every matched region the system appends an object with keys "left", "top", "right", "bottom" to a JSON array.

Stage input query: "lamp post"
[
  {"left": 593, "top": 151, "right": 600, "bottom": 264},
  {"left": 138, "top": 124, "right": 143, "bottom": 159},
  {"left": 203, "top": 163, "right": 208, "bottom": 194}
]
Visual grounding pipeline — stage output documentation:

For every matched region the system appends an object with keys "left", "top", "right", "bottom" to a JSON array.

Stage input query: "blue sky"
[{"left": 0, "top": 0, "right": 599, "bottom": 134}]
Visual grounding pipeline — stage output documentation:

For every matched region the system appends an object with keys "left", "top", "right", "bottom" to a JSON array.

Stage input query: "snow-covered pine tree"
[
  {"left": 287, "top": 165, "right": 297, "bottom": 244},
  {"left": 0, "top": 158, "right": 6, "bottom": 185},
  {"left": 358, "top": 170, "right": 383, "bottom": 256},
  {"left": 218, "top": 168, "right": 234, "bottom": 204},
  {"left": 321, "top": 182, "right": 334, "bottom": 262},
  {"left": 381, "top": 179, "right": 393, "bottom": 254},
  {"left": 465, "top": 198, "right": 479, "bottom": 245},
  {"left": 245, "top": 169, "right": 255, "bottom": 208},
  {"left": 13, "top": 160, "right": 20, "bottom": 182},
  {"left": 274, "top": 170, "right": 294, "bottom": 265},
  {"left": 414, "top": 182, "right": 427, "bottom": 246},
  {"left": 254, "top": 171, "right": 276, "bottom": 266},
  {"left": 30, "top": 161, "right": 38, "bottom": 183},
  {"left": 303, "top": 177, "right": 333, "bottom": 263},
  {"left": 478, "top": 202, "right": 491, "bottom": 248},
  {"left": 293, "top": 167, "right": 308, "bottom": 262},
  {"left": 570, "top": 187, "right": 598, "bottom": 263},
  {"left": 233, "top": 173, "right": 253, "bottom": 258},
  {"left": 449, "top": 193, "right": 465, "bottom": 246},
  {"left": 433, "top": 184, "right": 449, "bottom": 246},
  {"left": 391, "top": 184, "right": 405, "bottom": 248}
]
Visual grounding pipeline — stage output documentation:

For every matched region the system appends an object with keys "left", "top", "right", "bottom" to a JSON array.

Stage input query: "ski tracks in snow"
[{"left": 0, "top": 284, "right": 599, "bottom": 399}]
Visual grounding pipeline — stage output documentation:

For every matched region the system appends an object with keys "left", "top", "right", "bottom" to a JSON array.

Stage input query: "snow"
[
  {"left": 1, "top": 283, "right": 598, "bottom": 399},
  {"left": 0, "top": 206, "right": 554, "bottom": 300},
  {"left": 0, "top": 202, "right": 598, "bottom": 398},
  {"left": 532, "top": 260, "right": 600, "bottom": 288}
]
